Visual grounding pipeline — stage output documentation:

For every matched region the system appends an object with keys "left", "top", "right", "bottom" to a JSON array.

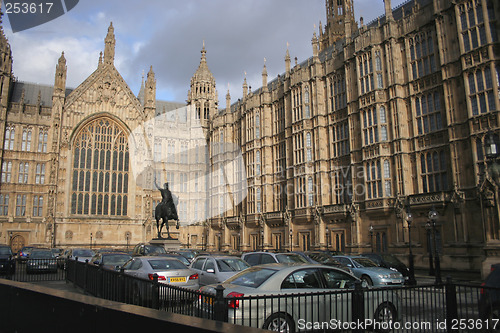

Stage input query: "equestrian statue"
[{"left": 154, "top": 176, "right": 179, "bottom": 239}]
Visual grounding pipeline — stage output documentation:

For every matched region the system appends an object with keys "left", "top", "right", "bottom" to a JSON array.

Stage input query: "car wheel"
[
  {"left": 263, "top": 313, "right": 295, "bottom": 333},
  {"left": 361, "top": 275, "right": 373, "bottom": 287},
  {"left": 373, "top": 302, "right": 397, "bottom": 333}
]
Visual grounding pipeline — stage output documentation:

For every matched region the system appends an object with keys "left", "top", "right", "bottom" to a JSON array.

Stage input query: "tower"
[
  {"left": 319, "top": 0, "right": 355, "bottom": 51},
  {"left": 187, "top": 42, "right": 218, "bottom": 131}
]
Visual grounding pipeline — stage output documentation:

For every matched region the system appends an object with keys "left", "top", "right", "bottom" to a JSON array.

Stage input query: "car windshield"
[
  {"left": 31, "top": 251, "right": 53, "bottom": 259},
  {"left": 148, "top": 259, "right": 187, "bottom": 270},
  {"left": 166, "top": 255, "right": 189, "bottom": 266},
  {"left": 74, "top": 249, "right": 95, "bottom": 257},
  {"left": 217, "top": 258, "right": 250, "bottom": 272},
  {"left": 311, "top": 254, "right": 341, "bottom": 265},
  {"left": 103, "top": 254, "right": 131, "bottom": 266},
  {"left": 224, "top": 267, "right": 277, "bottom": 288},
  {"left": 276, "top": 254, "right": 308, "bottom": 263},
  {"left": 178, "top": 251, "right": 195, "bottom": 259},
  {"left": 352, "top": 257, "right": 378, "bottom": 268},
  {"left": 0, "top": 247, "right": 12, "bottom": 255},
  {"left": 380, "top": 254, "right": 403, "bottom": 265}
]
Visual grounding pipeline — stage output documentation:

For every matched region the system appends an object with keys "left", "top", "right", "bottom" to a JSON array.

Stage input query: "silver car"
[
  {"left": 190, "top": 255, "right": 250, "bottom": 286},
  {"left": 199, "top": 263, "right": 400, "bottom": 332},
  {"left": 122, "top": 256, "right": 199, "bottom": 290},
  {"left": 333, "top": 255, "right": 404, "bottom": 287}
]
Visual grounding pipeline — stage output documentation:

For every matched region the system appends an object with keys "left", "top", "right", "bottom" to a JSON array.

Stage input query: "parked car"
[
  {"left": 132, "top": 243, "right": 167, "bottom": 256},
  {"left": 190, "top": 255, "right": 250, "bottom": 286},
  {"left": 241, "top": 252, "right": 309, "bottom": 266},
  {"left": 17, "top": 246, "right": 35, "bottom": 262},
  {"left": 50, "top": 248, "right": 64, "bottom": 258},
  {"left": 122, "top": 256, "right": 199, "bottom": 303},
  {"left": 65, "top": 248, "right": 96, "bottom": 262},
  {"left": 360, "top": 253, "right": 410, "bottom": 283},
  {"left": 479, "top": 263, "right": 500, "bottom": 323},
  {"left": 91, "top": 252, "right": 132, "bottom": 270},
  {"left": 0, "top": 244, "right": 15, "bottom": 275},
  {"left": 198, "top": 263, "right": 400, "bottom": 332},
  {"left": 175, "top": 250, "right": 198, "bottom": 263},
  {"left": 332, "top": 255, "right": 404, "bottom": 287},
  {"left": 163, "top": 253, "right": 191, "bottom": 267},
  {"left": 26, "top": 249, "right": 57, "bottom": 273},
  {"left": 305, "top": 251, "right": 352, "bottom": 273}
]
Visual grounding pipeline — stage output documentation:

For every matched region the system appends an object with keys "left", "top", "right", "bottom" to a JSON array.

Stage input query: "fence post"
[
  {"left": 213, "top": 284, "right": 227, "bottom": 322},
  {"left": 97, "top": 264, "right": 103, "bottom": 298},
  {"left": 445, "top": 276, "right": 458, "bottom": 333},
  {"left": 118, "top": 267, "right": 125, "bottom": 303},
  {"left": 151, "top": 273, "right": 160, "bottom": 310},
  {"left": 351, "top": 281, "right": 365, "bottom": 333},
  {"left": 83, "top": 259, "right": 89, "bottom": 294}
]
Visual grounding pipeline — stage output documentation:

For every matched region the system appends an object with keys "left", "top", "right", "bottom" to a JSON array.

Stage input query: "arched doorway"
[{"left": 10, "top": 234, "right": 25, "bottom": 254}]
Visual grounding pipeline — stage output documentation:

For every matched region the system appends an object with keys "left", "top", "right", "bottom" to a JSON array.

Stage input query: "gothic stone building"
[
  {"left": 0, "top": 0, "right": 499, "bottom": 276},
  {"left": 187, "top": 0, "right": 500, "bottom": 276}
]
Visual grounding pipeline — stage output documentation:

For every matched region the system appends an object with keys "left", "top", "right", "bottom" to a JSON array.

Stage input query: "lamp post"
[
  {"left": 261, "top": 229, "right": 264, "bottom": 251},
  {"left": 90, "top": 232, "right": 93, "bottom": 249},
  {"left": 187, "top": 233, "right": 190, "bottom": 249},
  {"left": 425, "top": 221, "right": 435, "bottom": 276},
  {"left": 289, "top": 229, "right": 293, "bottom": 252},
  {"left": 217, "top": 232, "right": 221, "bottom": 252},
  {"left": 326, "top": 226, "right": 329, "bottom": 251},
  {"left": 405, "top": 205, "right": 416, "bottom": 285},
  {"left": 369, "top": 224, "right": 374, "bottom": 253},
  {"left": 237, "top": 232, "right": 241, "bottom": 252},
  {"left": 429, "top": 207, "right": 442, "bottom": 285},
  {"left": 126, "top": 233, "right": 129, "bottom": 253}
]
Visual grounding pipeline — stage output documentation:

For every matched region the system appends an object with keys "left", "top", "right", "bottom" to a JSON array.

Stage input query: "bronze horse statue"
[{"left": 154, "top": 180, "right": 179, "bottom": 239}]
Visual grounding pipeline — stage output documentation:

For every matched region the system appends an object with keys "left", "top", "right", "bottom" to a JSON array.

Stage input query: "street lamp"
[
  {"left": 126, "top": 233, "right": 130, "bottom": 252},
  {"left": 369, "top": 224, "right": 374, "bottom": 252},
  {"left": 289, "top": 229, "right": 293, "bottom": 252},
  {"left": 260, "top": 229, "right": 264, "bottom": 251},
  {"left": 429, "top": 206, "right": 442, "bottom": 285},
  {"left": 405, "top": 205, "right": 416, "bottom": 285},
  {"left": 217, "top": 232, "right": 221, "bottom": 252},
  {"left": 90, "top": 232, "right": 93, "bottom": 249},
  {"left": 237, "top": 232, "right": 241, "bottom": 252},
  {"left": 187, "top": 233, "right": 190, "bottom": 249},
  {"left": 425, "top": 221, "right": 435, "bottom": 276},
  {"left": 326, "top": 226, "right": 329, "bottom": 251}
]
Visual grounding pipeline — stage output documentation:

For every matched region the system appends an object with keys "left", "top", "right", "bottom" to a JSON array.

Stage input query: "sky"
[{"left": 1, "top": 0, "right": 408, "bottom": 106}]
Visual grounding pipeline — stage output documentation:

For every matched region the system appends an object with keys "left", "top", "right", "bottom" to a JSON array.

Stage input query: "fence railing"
[
  {"left": 64, "top": 260, "right": 500, "bottom": 332},
  {"left": 1, "top": 257, "right": 67, "bottom": 282}
]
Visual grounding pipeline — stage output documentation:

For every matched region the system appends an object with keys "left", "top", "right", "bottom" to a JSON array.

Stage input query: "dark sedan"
[
  {"left": 0, "top": 245, "right": 15, "bottom": 275},
  {"left": 26, "top": 249, "right": 57, "bottom": 273},
  {"left": 91, "top": 252, "right": 132, "bottom": 270}
]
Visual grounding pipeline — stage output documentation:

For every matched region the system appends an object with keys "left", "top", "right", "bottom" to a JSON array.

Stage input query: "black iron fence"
[
  {"left": 64, "top": 259, "right": 499, "bottom": 332},
  {"left": 1, "top": 257, "right": 67, "bottom": 282}
]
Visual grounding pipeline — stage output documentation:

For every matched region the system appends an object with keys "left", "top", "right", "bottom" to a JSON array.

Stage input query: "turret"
[
  {"left": 54, "top": 52, "right": 67, "bottom": 96},
  {"left": 285, "top": 43, "right": 291, "bottom": 74},
  {"left": 226, "top": 84, "right": 231, "bottom": 112},
  {"left": 243, "top": 74, "right": 248, "bottom": 99},
  {"left": 384, "top": 0, "right": 394, "bottom": 22},
  {"left": 103, "top": 22, "right": 115, "bottom": 65},
  {"left": 262, "top": 59, "right": 268, "bottom": 90}
]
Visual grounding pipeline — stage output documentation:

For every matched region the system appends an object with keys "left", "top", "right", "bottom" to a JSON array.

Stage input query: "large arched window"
[{"left": 71, "top": 117, "right": 129, "bottom": 216}]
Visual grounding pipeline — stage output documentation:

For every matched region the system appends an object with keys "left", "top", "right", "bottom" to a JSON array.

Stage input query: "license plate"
[{"left": 168, "top": 277, "right": 187, "bottom": 283}]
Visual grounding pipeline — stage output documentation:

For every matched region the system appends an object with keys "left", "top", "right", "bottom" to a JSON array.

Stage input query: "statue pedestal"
[{"left": 150, "top": 238, "right": 181, "bottom": 251}]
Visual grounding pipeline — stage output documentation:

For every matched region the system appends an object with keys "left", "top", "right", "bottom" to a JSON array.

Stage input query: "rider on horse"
[{"left": 154, "top": 177, "right": 179, "bottom": 238}]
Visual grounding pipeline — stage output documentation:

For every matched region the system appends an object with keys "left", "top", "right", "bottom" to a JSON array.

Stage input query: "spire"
[
  {"left": 104, "top": 22, "right": 115, "bottom": 65},
  {"left": 138, "top": 70, "right": 145, "bottom": 104},
  {"left": 384, "top": 0, "right": 394, "bottom": 21},
  {"left": 312, "top": 26, "right": 319, "bottom": 59},
  {"left": 285, "top": 42, "right": 291, "bottom": 73},
  {"left": 226, "top": 83, "right": 231, "bottom": 111},
  {"left": 54, "top": 51, "right": 67, "bottom": 94},
  {"left": 243, "top": 72, "right": 248, "bottom": 99},
  {"left": 98, "top": 51, "right": 103, "bottom": 67},
  {"left": 144, "top": 65, "right": 156, "bottom": 109},
  {"left": 262, "top": 58, "right": 268, "bottom": 89}
]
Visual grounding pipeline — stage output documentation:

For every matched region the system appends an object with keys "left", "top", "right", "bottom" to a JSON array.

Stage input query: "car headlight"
[{"left": 379, "top": 274, "right": 390, "bottom": 279}]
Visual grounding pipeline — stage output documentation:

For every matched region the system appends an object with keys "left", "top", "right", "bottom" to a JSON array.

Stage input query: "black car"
[
  {"left": 91, "top": 252, "right": 132, "bottom": 270},
  {"left": 479, "top": 264, "right": 500, "bottom": 323},
  {"left": 0, "top": 245, "right": 15, "bottom": 275},
  {"left": 360, "top": 253, "right": 410, "bottom": 283}
]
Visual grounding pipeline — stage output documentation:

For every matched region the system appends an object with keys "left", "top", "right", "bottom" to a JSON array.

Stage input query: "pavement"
[{"left": 414, "top": 268, "right": 482, "bottom": 285}]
